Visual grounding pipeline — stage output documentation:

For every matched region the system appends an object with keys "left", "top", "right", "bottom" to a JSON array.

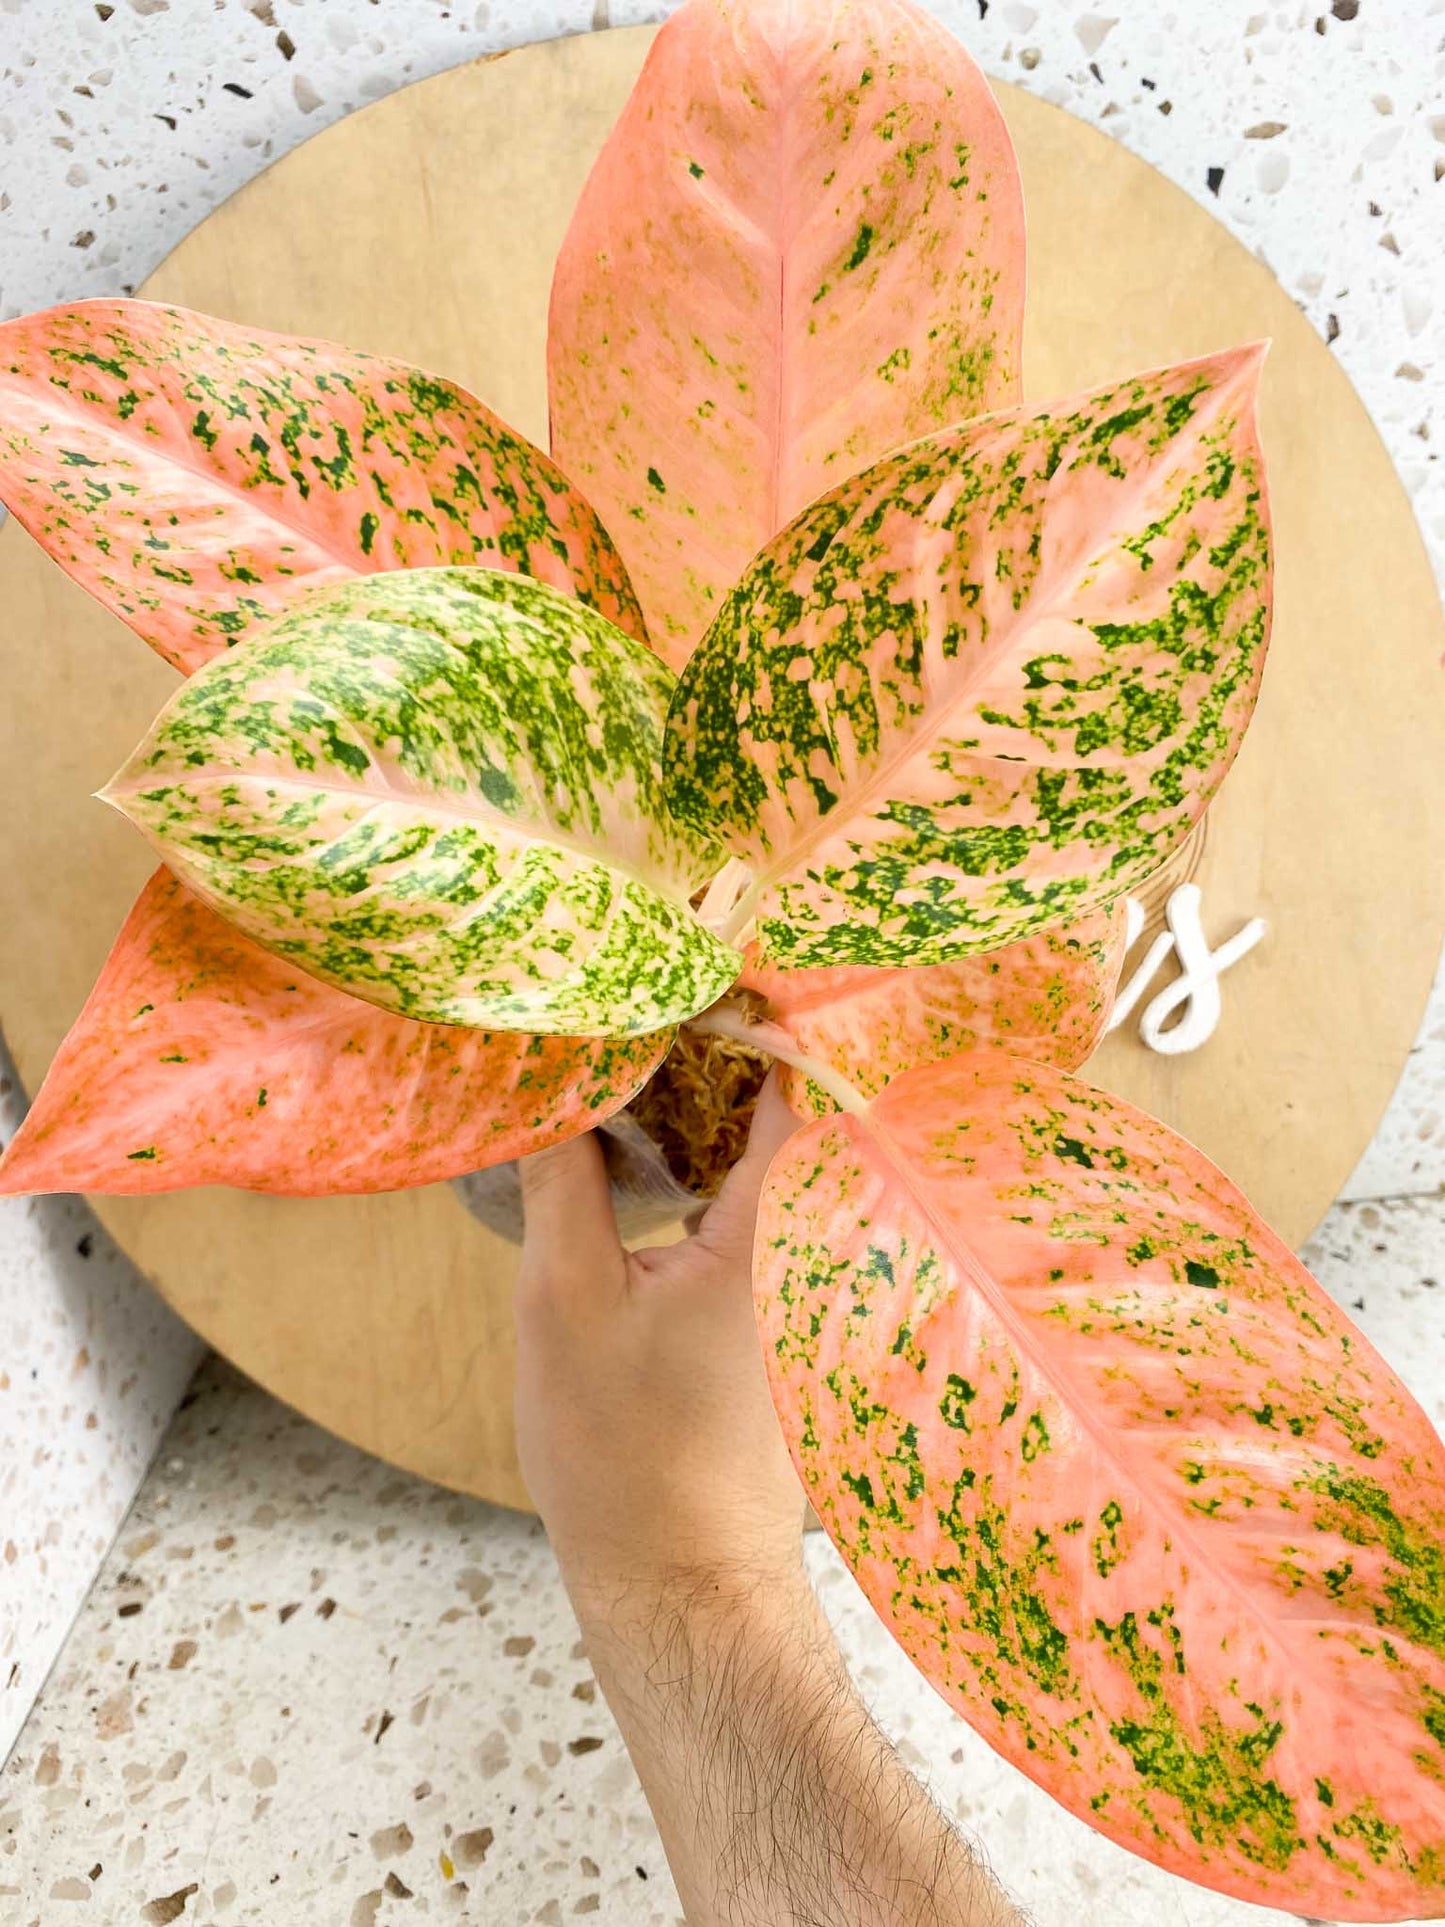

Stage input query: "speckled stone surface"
[
  {"left": 0, "top": 1137, "right": 201, "bottom": 1767},
  {"left": 1, "top": 0, "right": 1442, "bottom": 1908},
  {"left": 3, "top": 1179, "right": 1442, "bottom": 1927}
]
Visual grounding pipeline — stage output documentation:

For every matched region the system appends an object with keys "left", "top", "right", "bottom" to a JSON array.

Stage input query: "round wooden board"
[{"left": 2, "top": 27, "right": 1441, "bottom": 1512}]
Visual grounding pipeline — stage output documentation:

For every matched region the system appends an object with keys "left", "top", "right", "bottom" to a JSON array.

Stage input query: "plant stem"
[
  {"left": 685, "top": 1005, "right": 871, "bottom": 1117},
  {"left": 696, "top": 859, "right": 754, "bottom": 935},
  {"left": 718, "top": 880, "right": 760, "bottom": 948}
]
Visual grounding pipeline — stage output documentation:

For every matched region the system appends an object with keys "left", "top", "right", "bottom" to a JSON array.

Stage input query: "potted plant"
[{"left": 0, "top": 1, "right": 1440, "bottom": 1915}]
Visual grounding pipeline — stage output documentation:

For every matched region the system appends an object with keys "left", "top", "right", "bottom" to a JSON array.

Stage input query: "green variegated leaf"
[
  {"left": 0, "top": 300, "right": 646, "bottom": 673},
  {"left": 103, "top": 568, "right": 738, "bottom": 1036},
  {"left": 665, "top": 346, "right": 1272, "bottom": 967}
]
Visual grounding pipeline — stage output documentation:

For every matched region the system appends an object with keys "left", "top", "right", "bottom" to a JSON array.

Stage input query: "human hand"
[
  {"left": 513, "top": 1072, "right": 809, "bottom": 1629},
  {"left": 515, "top": 1075, "right": 1024, "bottom": 1927}
]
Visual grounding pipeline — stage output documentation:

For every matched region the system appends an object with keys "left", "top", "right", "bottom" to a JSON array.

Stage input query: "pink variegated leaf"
[
  {"left": 667, "top": 346, "right": 1271, "bottom": 967},
  {"left": 0, "top": 870, "right": 669, "bottom": 1197},
  {"left": 742, "top": 902, "right": 1127, "bottom": 1116},
  {"left": 548, "top": 0, "right": 1025, "bottom": 668},
  {"left": 755, "top": 1051, "right": 1445, "bottom": 1919},
  {"left": 0, "top": 299, "right": 644, "bottom": 673}
]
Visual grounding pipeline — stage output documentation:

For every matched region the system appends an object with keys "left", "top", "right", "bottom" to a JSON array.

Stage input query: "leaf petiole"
[
  {"left": 685, "top": 1002, "right": 872, "bottom": 1116},
  {"left": 695, "top": 857, "right": 756, "bottom": 936}
]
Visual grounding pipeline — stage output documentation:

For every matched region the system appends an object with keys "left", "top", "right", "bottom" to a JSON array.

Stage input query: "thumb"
[
  {"left": 693, "top": 1071, "right": 805, "bottom": 1266},
  {"left": 517, "top": 1130, "right": 627, "bottom": 1312}
]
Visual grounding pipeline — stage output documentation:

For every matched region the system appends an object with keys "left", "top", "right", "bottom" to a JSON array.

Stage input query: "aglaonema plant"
[{"left": 0, "top": 0, "right": 1440, "bottom": 1914}]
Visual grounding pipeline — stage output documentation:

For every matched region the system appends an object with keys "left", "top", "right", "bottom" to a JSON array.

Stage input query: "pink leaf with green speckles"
[
  {"left": 742, "top": 902, "right": 1127, "bottom": 1116},
  {"left": 0, "top": 869, "right": 670, "bottom": 1197},
  {"left": 667, "top": 345, "right": 1272, "bottom": 968},
  {"left": 756, "top": 1051, "right": 1445, "bottom": 1919},
  {"left": 548, "top": 0, "right": 1025, "bottom": 669},
  {"left": 0, "top": 298, "right": 645, "bottom": 674}
]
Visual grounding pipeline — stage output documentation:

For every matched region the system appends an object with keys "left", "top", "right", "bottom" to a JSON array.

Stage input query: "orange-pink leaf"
[
  {"left": 667, "top": 345, "right": 1272, "bottom": 967},
  {"left": 548, "top": 0, "right": 1024, "bottom": 668},
  {"left": 756, "top": 1052, "right": 1445, "bottom": 1918},
  {"left": 0, "top": 870, "right": 669, "bottom": 1197},
  {"left": 742, "top": 903, "right": 1127, "bottom": 1115},
  {"left": 0, "top": 299, "right": 644, "bottom": 674}
]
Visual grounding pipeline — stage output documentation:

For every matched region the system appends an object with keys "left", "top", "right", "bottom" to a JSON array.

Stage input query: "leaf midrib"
[
  {"left": 847, "top": 1097, "right": 1375, "bottom": 1685},
  {"left": 4, "top": 368, "right": 369, "bottom": 581},
  {"left": 763, "top": 13, "right": 797, "bottom": 545},
  {"left": 109, "top": 763, "right": 704, "bottom": 916},
  {"left": 695, "top": 18, "right": 879, "bottom": 554},
  {"left": 728, "top": 373, "right": 1245, "bottom": 933}
]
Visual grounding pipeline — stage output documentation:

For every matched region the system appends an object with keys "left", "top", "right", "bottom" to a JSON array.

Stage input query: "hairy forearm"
[{"left": 572, "top": 1564, "right": 1024, "bottom": 1927}]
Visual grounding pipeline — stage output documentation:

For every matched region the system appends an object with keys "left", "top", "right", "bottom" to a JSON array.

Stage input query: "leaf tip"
[
  {"left": 0, "top": 1133, "right": 47, "bottom": 1197},
  {"left": 1215, "top": 335, "right": 1271, "bottom": 402}
]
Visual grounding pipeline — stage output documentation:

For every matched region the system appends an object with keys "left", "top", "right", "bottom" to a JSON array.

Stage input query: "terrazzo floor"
[
  {"left": 2, "top": 1, "right": 1442, "bottom": 1921},
  {"left": 4, "top": 1189, "right": 1443, "bottom": 1927}
]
